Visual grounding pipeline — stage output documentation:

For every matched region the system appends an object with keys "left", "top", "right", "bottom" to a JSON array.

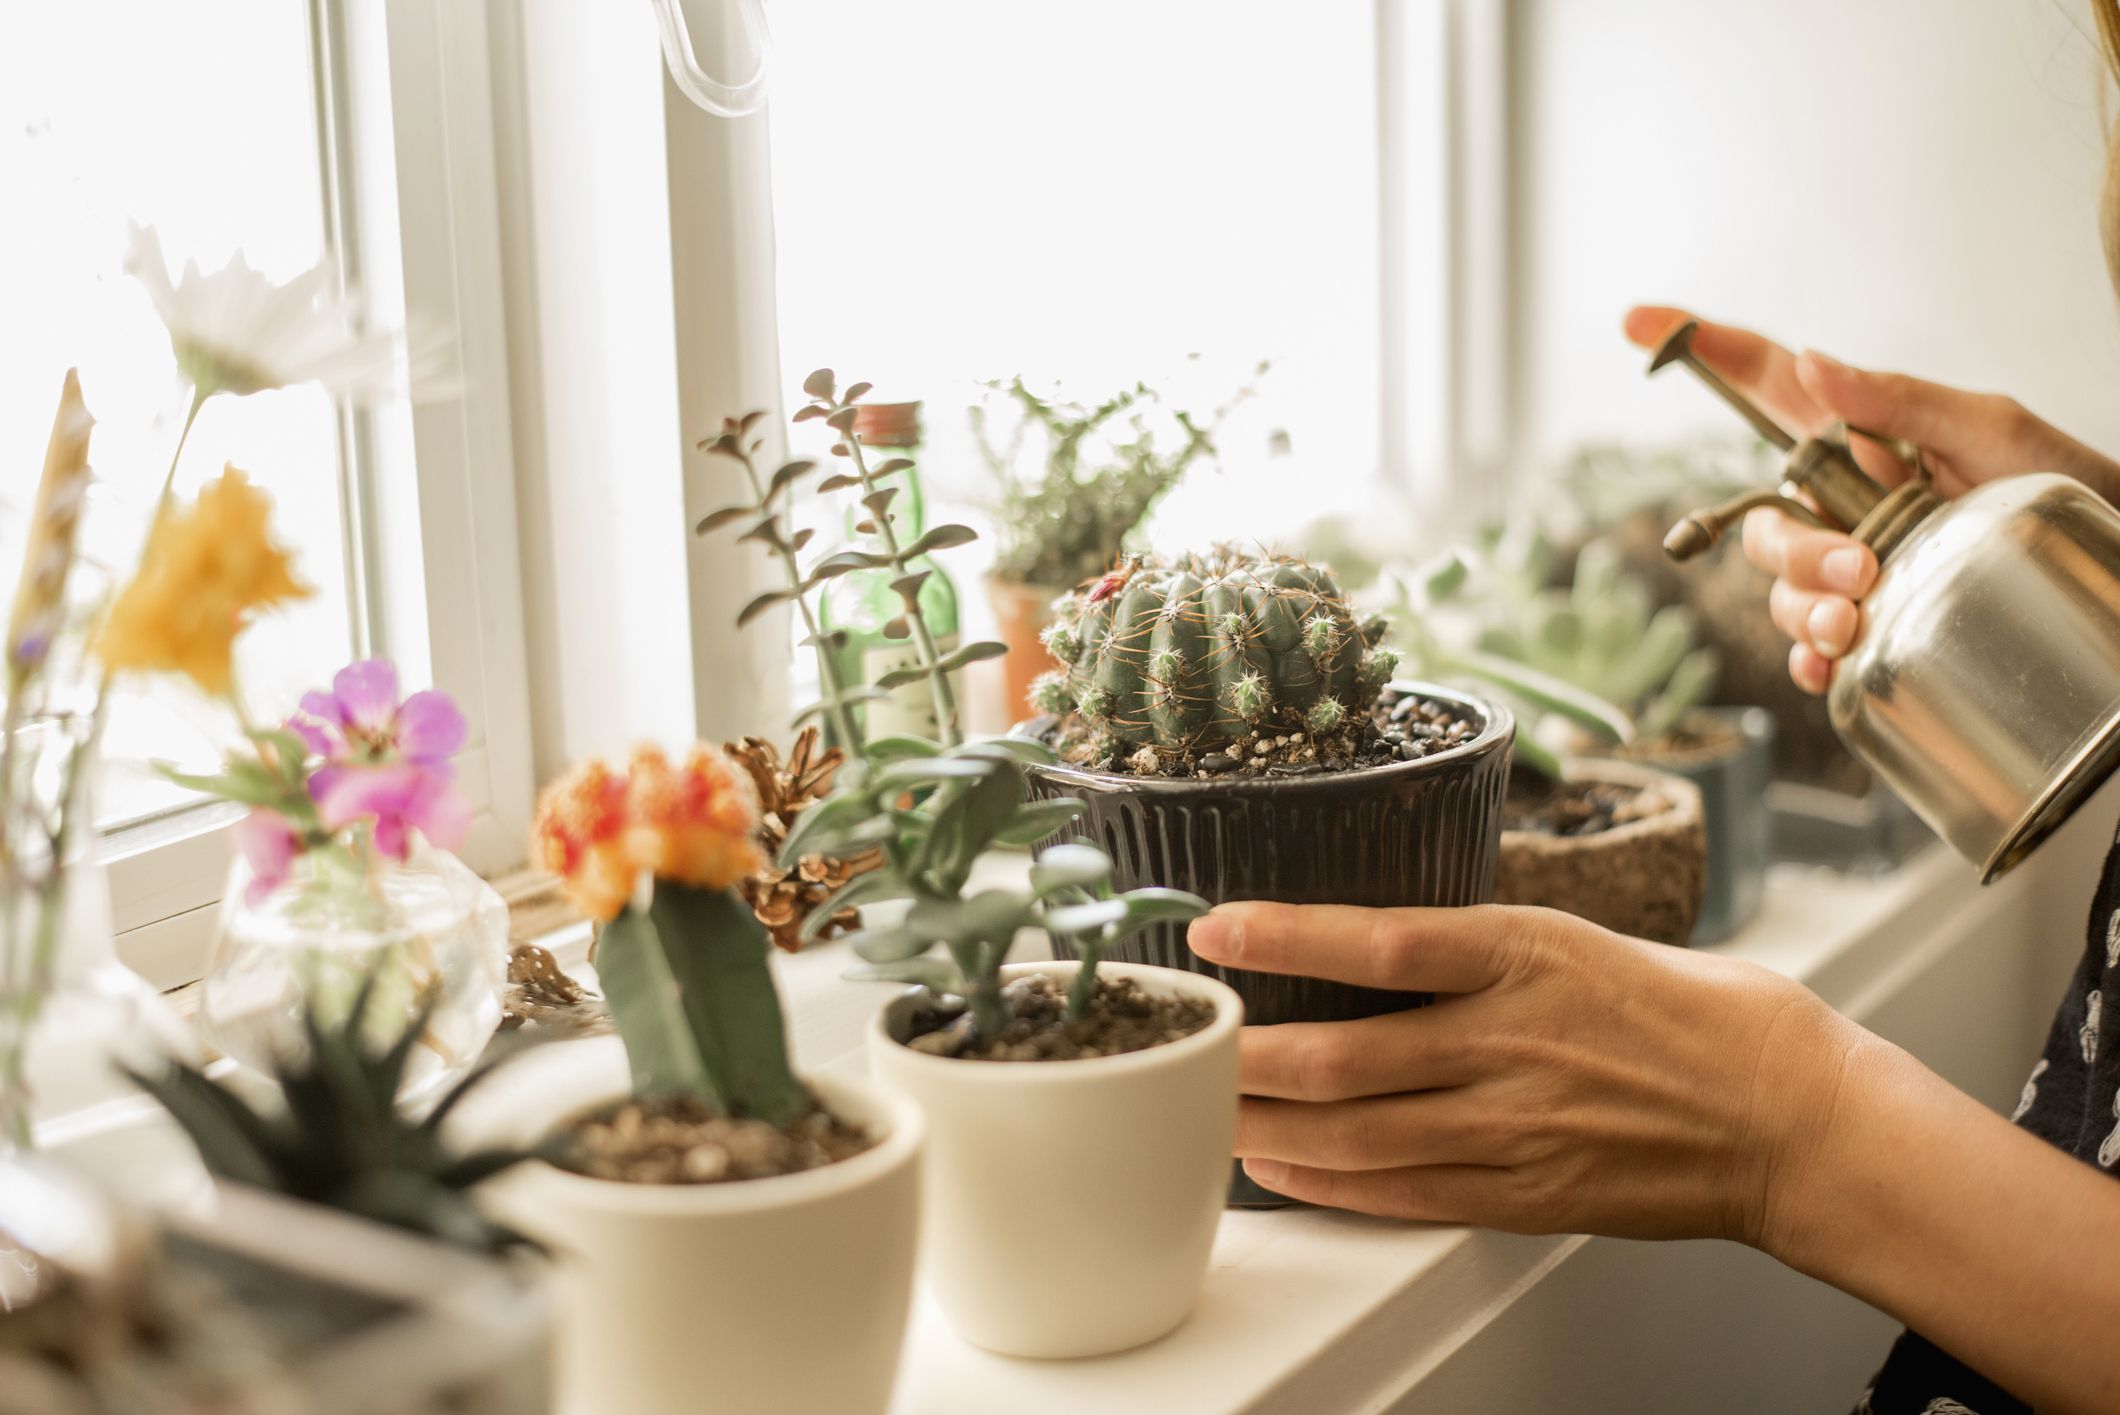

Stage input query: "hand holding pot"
[
  {"left": 1622, "top": 305, "right": 2120, "bottom": 694},
  {"left": 1189, "top": 899, "right": 1856, "bottom": 1243}
]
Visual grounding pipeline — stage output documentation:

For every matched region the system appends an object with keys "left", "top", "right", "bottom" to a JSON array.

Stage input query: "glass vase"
[
  {"left": 200, "top": 841, "right": 507, "bottom": 1106},
  {"left": 1, "top": 712, "right": 195, "bottom": 1155}
]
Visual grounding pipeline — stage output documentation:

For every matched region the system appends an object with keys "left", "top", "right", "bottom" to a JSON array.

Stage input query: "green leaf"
[
  {"left": 933, "top": 640, "right": 1009, "bottom": 675},
  {"left": 1441, "top": 648, "right": 1634, "bottom": 745},
  {"left": 737, "top": 589, "right": 794, "bottom": 628},
  {"left": 1029, "top": 842, "right": 1112, "bottom": 895},
  {"left": 927, "top": 763, "right": 1025, "bottom": 886},
  {"left": 890, "top": 570, "right": 930, "bottom": 608},
  {"left": 995, "top": 796, "right": 1087, "bottom": 846},
  {"left": 849, "top": 921, "right": 933, "bottom": 964},
  {"left": 778, "top": 789, "right": 886, "bottom": 862},
  {"left": 124, "top": 1065, "right": 280, "bottom": 1189},
  {"left": 873, "top": 663, "right": 931, "bottom": 690},
  {"left": 798, "top": 871, "right": 911, "bottom": 944},
  {"left": 1512, "top": 731, "right": 1566, "bottom": 780},
  {"left": 789, "top": 687, "right": 886, "bottom": 729},
  {"left": 874, "top": 756, "right": 997, "bottom": 790},
  {"left": 909, "top": 890, "right": 1033, "bottom": 948},
  {"left": 694, "top": 503, "right": 754, "bottom": 535},
  {"left": 873, "top": 458, "right": 915, "bottom": 478},
  {"left": 1043, "top": 899, "right": 1128, "bottom": 935},
  {"left": 1112, "top": 887, "right": 1210, "bottom": 931},
  {"left": 736, "top": 516, "right": 785, "bottom": 548},
  {"left": 817, "top": 473, "right": 861, "bottom": 493},
  {"left": 843, "top": 380, "right": 873, "bottom": 403},
  {"left": 767, "top": 460, "right": 817, "bottom": 499},
  {"left": 901, "top": 524, "right": 979, "bottom": 558},
  {"left": 808, "top": 549, "right": 894, "bottom": 581},
  {"left": 792, "top": 404, "right": 830, "bottom": 424},
  {"left": 825, "top": 406, "right": 860, "bottom": 434},
  {"left": 945, "top": 736, "right": 1056, "bottom": 766},
  {"left": 803, "top": 368, "right": 836, "bottom": 401},
  {"left": 863, "top": 734, "right": 942, "bottom": 762},
  {"left": 842, "top": 959, "right": 962, "bottom": 994}
]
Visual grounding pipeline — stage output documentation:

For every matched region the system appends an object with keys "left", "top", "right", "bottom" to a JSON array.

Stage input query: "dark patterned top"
[{"left": 1854, "top": 821, "right": 2120, "bottom": 1415}]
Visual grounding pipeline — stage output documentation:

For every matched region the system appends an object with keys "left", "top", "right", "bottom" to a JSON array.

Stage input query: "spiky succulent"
[
  {"left": 1034, "top": 547, "right": 1397, "bottom": 756},
  {"left": 128, "top": 982, "right": 537, "bottom": 1254}
]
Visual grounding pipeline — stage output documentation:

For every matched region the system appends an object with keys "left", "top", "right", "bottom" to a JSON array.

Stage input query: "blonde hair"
[{"left": 2098, "top": 0, "right": 2120, "bottom": 285}]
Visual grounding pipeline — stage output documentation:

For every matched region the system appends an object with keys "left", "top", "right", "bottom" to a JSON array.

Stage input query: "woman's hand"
[
  {"left": 1188, "top": 899, "right": 1862, "bottom": 1244},
  {"left": 1623, "top": 305, "right": 2120, "bottom": 693}
]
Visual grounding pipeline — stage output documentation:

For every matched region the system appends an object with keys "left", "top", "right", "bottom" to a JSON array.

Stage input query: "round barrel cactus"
[{"left": 1030, "top": 547, "right": 1397, "bottom": 758}]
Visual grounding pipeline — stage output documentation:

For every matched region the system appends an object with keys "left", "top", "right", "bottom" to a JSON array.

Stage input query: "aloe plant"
[
  {"left": 694, "top": 372, "right": 1208, "bottom": 1044},
  {"left": 128, "top": 980, "right": 535, "bottom": 1254}
]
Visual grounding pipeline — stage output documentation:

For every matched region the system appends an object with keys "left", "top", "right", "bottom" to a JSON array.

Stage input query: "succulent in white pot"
[{"left": 479, "top": 742, "right": 921, "bottom": 1415}]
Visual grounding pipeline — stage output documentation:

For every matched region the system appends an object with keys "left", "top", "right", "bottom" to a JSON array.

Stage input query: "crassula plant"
[
  {"left": 1029, "top": 546, "right": 1399, "bottom": 772},
  {"left": 693, "top": 371, "right": 1207, "bottom": 1050}
]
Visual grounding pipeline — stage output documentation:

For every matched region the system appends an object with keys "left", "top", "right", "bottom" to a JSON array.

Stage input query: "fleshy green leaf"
[
  {"left": 900, "top": 524, "right": 979, "bottom": 558},
  {"left": 803, "top": 368, "right": 836, "bottom": 401},
  {"left": 995, "top": 797, "right": 1087, "bottom": 846},
  {"left": 1043, "top": 899, "right": 1128, "bottom": 935},
  {"left": 863, "top": 734, "right": 942, "bottom": 762},
  {"left": 1028, "top": 842, "right": 1112, "bottom": 895},
  {"left": 737, "top": 588, "right": 795, "bottom": 628},
  {"left": 767, "top": 460, "right": 817, "bottom": 499},
  {"left": 932, "top": 640, "right": 1009, "bottom": 675},
  {"left": 842, "top": 958, "right": 962, "bottom": 993},
  {"left": 694, "top": 503, "right": 753, "bottom": 535}
]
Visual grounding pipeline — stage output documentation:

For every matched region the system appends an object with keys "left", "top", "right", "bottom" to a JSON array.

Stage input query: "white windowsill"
[{"left": 46, "top": 826, "right": 2092, "bottom": 1413}]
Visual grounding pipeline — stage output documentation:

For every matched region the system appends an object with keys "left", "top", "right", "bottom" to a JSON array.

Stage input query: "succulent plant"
[
  {"left": 127, "top": 981, "right": 536, "bottom": 1254},
  {"left": 1029, "top": 546, "right": 1398, "bottom": 760},
  {"left": 974, "top": 371, "right": 1259, "bottom": 590},
  {"left": 688, "top": 373, "right": 1209, "bottom": 1046},
  {"left": 1393, "top": 521, "right": 1718, "bottom": 777}
]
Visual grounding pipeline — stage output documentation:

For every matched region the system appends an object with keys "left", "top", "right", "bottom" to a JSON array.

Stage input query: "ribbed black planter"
[{"left": 1020, "top": 684, "right": 1515, "bottom": 1026}]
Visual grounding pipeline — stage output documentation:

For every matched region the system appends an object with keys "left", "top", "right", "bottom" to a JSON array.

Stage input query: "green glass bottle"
[{"left": 819, "top": 400, "right": 961, "bottom": 740}]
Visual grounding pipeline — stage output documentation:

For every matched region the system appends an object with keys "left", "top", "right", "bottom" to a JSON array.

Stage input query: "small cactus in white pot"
[{"left": 470, "top": 741, "right": 922, "bottom": 1415}]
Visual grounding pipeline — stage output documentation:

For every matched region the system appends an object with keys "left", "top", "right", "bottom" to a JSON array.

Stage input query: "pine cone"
[{"left": 726, "top": 728, "right": 881, "bottom": 952}]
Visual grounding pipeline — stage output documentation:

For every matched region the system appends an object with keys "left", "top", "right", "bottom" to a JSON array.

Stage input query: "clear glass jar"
[{"left": 201, "top": 841, "right": 507, "bottom": 1106}]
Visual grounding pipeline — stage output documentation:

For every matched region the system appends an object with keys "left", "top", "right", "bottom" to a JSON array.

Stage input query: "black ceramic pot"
[{"left": 1019, "top": 683, "right": 1514, "bottom": 1026}]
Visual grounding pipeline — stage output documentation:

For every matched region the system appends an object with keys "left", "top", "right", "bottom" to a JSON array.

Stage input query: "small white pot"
[
  {"left": 868, "top": 959, "right": 1241, "bottom": 1358},
  {"left": 479, "top": 1058, "right": 922, "bottom": 1415}
]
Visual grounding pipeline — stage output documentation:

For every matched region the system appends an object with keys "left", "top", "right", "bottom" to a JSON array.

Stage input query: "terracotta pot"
[
  {"left": 1495, "top": 759, "right": 1707, "bottom": 945},
  {"left": 870, "top": 960, "right": 1239, "bottom": 1358},
  {"left": 984, "top": 575, "right": 1067, "bottom": 724}
]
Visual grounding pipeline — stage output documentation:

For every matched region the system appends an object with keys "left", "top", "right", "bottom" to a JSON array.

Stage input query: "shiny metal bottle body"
[{"left": 1829, "top": 473, "right": 2120, "bottom": 880}]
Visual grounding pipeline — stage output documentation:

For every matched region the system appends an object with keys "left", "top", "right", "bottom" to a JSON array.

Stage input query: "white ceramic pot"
[
  {"left": 868, "top": 959, "right": 1241, "bottom": 1358},
  {"left": 478, "top": 1051, "right": 922, "bottom": 1415}
]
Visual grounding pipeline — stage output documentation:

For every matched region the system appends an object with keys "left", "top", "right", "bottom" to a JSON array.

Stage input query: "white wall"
[{"left": 1513, "top": 0, "right": 2120, "bottom": 463}]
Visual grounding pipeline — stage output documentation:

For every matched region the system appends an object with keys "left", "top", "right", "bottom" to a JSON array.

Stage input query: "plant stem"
[
  {"left": 735, "top": 450, "right": 866, "bottom": 757},
  {"left": 840, "top": 424, "right": 961, "bottom": 746},
  {"left": 1066, "top": 945, "right": 1100, "bottom": 1020}
]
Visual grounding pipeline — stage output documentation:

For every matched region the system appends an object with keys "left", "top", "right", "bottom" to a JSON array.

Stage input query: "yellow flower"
[
  {"left": 95, "top": 466, "right": 310, "bottom": 696},
  {"left": 532, "top": 743, "right": 763, "bottom": 923}
]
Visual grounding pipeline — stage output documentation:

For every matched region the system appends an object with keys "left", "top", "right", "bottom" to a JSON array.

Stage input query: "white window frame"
[{"left": 105, "top": 0, "right": 535, "bottom": 991}]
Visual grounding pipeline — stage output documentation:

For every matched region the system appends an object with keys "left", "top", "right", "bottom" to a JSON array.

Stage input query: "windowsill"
[{"left": 49, "top": 831, "right": 2089, "bottom": 1412}]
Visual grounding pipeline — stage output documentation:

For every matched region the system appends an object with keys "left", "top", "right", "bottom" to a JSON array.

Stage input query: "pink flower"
[
  {"left": 232, "top": 809, "right": 301, "bottom": 905},
  {"left": 289, "top": 658, "right": 472, "bottom": 862},
  {"left": 315, "top": 761, "right": 472, "bottom": 860}
]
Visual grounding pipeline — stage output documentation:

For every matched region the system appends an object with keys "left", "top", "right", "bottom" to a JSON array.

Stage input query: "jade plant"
[
  {"left": 1392, "top": 524, "right": 1718, "bottom": 777},
  {"left": 974, "top": 371, "right": 1259, "bottom": 591},
  {"left": 128, "top": 980, "right": 536, "bottom": 1253},
  {"left": 1027, "top": 547, "right": 1399, "bottom": 765},
  {"left": 692, "top": 370, "right": 1208, "bottom": 1047}
]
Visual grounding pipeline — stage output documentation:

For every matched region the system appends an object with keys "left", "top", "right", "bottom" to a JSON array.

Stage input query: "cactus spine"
[{"left": 1035, "top": 548, "right": 1397, "bottom": 756}]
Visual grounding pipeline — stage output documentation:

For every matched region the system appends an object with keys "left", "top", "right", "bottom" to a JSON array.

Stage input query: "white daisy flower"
[{"left": 125, "top": 223, "right": 449, "bottom": 403}]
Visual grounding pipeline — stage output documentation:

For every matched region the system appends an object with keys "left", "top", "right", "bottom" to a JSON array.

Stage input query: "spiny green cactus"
[
  {"left": 1031, "top": 547, "right": 1397, "bottom": 757},
  {"left": 128, "top": 980, "right": 537, "bottom": 1254}
]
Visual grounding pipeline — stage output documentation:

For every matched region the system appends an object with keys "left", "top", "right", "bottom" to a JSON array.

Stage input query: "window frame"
[{"left": 104, "top": 0, "right": 535, "bottom": 991}]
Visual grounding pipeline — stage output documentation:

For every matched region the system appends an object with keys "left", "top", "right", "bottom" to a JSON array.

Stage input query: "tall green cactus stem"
[
  {"left": 595, "top": 883, "right": 811, "bottom": 1127},
  {"left": 1038, "top": 548, "right": 1397, "bottom": 756}
]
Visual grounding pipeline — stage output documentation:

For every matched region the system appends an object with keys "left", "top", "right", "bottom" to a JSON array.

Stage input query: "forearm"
[{"left": 1764, "top": 1031, "right": 2120, "bottom": 1415}]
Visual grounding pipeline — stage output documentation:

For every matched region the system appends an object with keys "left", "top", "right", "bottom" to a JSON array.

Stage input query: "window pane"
[
  {"left": 0, "top": 3, "right": 356, "bottom": 830},
  {"left": 766, "top": 0, "right": 1382, "bottom": 542}
]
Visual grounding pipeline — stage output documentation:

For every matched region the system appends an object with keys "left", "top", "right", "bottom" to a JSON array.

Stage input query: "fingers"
[
  {"left": 1788, "top": 643, "right": 1834, "bottom": 696},
  {"left": 1240, "top": 1159, "right": 1526, "bottom": 1226},
  {"left": 1741, "top": 508, "right": 1876, "bottom": 597},
  {"left": 1236, "top": 1006, "right": 1482, "bottom": 1102},
  {"left": 1236, "top": 1091, "right": 1498, "bottom": 1170},
  {"left": 1622, "top": 305, "right": 1825, "bottom": 434},
  {"left": 1767, "top": 580, "right": 1860, "bottom": 659},
  {"left": 1189, "top": 901, "right": 1559, "bottom": 994}
]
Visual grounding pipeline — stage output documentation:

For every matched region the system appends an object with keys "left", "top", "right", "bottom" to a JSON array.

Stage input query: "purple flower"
[
  {"left": 289, "top": 658, "right": 471, "bottom": 861},
  {"left": 232, "top": 809, "right": 301, "bottom": 905}
]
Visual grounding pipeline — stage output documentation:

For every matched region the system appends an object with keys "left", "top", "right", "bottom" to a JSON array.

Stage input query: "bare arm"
[{"left": 1190, "top": 903, "right": 2120, "bottom": 1415}]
